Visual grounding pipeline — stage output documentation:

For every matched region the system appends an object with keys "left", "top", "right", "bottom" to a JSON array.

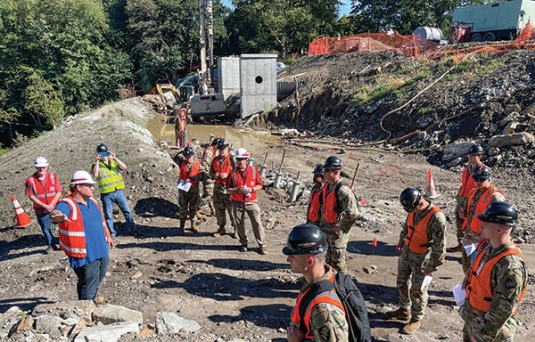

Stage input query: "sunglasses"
[{"left": 79, "top": 184, "right": 95, "bottom": 188}]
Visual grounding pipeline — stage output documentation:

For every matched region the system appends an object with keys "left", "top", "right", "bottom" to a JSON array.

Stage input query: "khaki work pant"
[{"left": 232, "top": 200, "right": 266, "bottom": 248}]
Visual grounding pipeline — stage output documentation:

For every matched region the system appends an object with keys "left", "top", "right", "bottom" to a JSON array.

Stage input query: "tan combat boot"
[
  {"left": 179, "top": 221, "right": 186, "bottom": 234},
  {"left": 385, "top": 307, "right": 411, "bottom": 320},
  {"left": 402, "top": 318, "right": 420, "bottom": 334},
  {"left": 196, "top": 211, "right": 206, "bottom": 220},
  {"left": 232, "top": 227, "right": 239, "bottom": 239},
  {"left": 191, "top": 220, "right": 200, "bottom": 232},
  {"left": 213, "top": 225, "right": 226, "bottom": 237},
  {"left": 210, "top": 207, "right": 216, "bottom": 216}
]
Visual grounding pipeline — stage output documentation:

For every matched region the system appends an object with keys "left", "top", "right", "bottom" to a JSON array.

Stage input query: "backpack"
[{"left": 299, "top": 272, "right": 372, "bottom": 342}]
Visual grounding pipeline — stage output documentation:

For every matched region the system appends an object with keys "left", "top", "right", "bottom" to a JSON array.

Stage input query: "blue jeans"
[
  {"left": 36, "top": 213, "right": 55, "bottom": 246},
  {"left": 73, "top": 256, "right": 110, "bottom": 301},
  {"left": 100, "top": 190, "right": 136, "bottom": 236}
]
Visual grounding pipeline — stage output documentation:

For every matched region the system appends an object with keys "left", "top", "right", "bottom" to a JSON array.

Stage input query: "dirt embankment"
[{"left": 1, "top": 51, "right": 535, "bottom": 341}]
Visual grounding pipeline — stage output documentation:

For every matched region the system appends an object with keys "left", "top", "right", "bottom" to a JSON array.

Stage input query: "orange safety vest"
[
  {"left": 291, "top": 272, "right": 345, "bottom": 339},
  {"left": 211, "top": 155, "right": 232, "bottom": 185},
  {"left": 307, "top": 185, "right": 323, "bottom": 223},
  {"left": 462, "top": 185, "right": 504, "bottom": 233},
  {"left": 405, "top": 206, "right": 441, "bottom": 254},
  {"left": 27, "top": 172, "right": 58, "bottom": 209},
  {"left": 230, "top": 166, "right": 258, "bottom": 202},
  {"left": 180, "top": 160, "right": 201, "bottom": 189},
  {"left": 58, "top": 196, "right": 107, "bottom": 258},
  {"left": 466, "top": 241, "right": 527, "bottom": 314},
  {"left": 457, "top": 163, "right": 485, "bottom": 197},
  {"left": 322, "top": 181, "right": 350, "bottom": 224}
]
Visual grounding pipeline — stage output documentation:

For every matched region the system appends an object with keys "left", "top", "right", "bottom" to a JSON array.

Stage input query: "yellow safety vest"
[{"left": 97, "top": 159, "right": 125, "bottom": 194}]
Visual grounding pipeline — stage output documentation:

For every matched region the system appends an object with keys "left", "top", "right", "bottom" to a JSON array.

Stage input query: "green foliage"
[
  {"left": 417, "top": 107, "right": 428, "bottom": 116},
  {"left": 438, "top": 74, "right": 453, "bottom": 83},
  {"left": 476, "top": 59, "right": 504, "bottom": 76},
  {"left": 405, "top": 71, "right": 431, "bottom": 86}
]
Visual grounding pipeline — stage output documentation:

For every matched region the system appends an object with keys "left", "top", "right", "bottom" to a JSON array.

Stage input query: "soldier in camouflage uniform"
[
  {"left": 450, "top": 143, "right": 485, "bottom": 253},
  {"left": 460, "top": 165, "right": 505, "bottom": 273},
  {"left": 210, "top": 139, "right": 237, "bottom": 238},
  {"left": 385, "top": 188, "right": 447, "bottom": 335},
  {"left": 284, "top": 224, "right": 349, "bottom": 342},
  {"left": 176, "top": 146, "right": 205, "bottom": 234},
  {"left": 461, "top": 202, "right": 528, "bottom": 342},
  {"left": 318, "top": 156, "right": 359, "bottom": 274},
  {"left": 199, "top": 138, "right": 219, "bottom": 217}
]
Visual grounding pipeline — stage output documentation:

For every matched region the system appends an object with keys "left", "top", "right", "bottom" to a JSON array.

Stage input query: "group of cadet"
[
  {"left": 287, "top": 144, "right": 527, "bottom": 342},
  {"left": 25, "top": 138, "right": 528, "bottom": 341}
]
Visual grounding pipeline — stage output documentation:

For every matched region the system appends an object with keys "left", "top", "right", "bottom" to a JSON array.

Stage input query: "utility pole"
[
  {"left": 198, "top": 0, "right": 214, "bottom": 94},
  {"left": 198, "top": 0, "right": 207, "bottom": 94}
]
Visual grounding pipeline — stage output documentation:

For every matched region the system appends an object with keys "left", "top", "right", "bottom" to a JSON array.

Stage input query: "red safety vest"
[
  {"left": 230, "top": 166, "right": 258, "bottom": 202},
  {"left": 291, "top": 272, "right": 345, "bottom": 339},
  {"left": 307, "top": 185, "right": 323, "bottom": 223},
  {"left": 466, "top": 241, "right": 527, "bottom": 314},
  {"left": 212, "top": 155, "right": 232, "bottom": 185},
  {"left": 27, "top": 172, "right": 58, "bottom": 209},
  {"left": 180, "top": 160, "right": 201, "bottom": 189},
  {"left": 405, "top": 206, "right": 441, "bottom": 254},
  {"left": 322, "top": 181, "right": 350, "bottom": 224},
  {"left": 462, "top": 185, "right": 503, "bottom": 233},
  {"left": 58, "top": 196, "right": 107, "bottom": 258},
  {"left": 457, "top": 163, "right": 485, "bottom": 197}
]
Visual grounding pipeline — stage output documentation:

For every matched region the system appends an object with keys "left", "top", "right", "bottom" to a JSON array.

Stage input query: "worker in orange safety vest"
[{"left": 307, "top": 164, "right": 325, "bottom": 226}]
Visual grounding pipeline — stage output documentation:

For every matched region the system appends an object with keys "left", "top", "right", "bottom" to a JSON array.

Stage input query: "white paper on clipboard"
[{"left": 177, "top": 180, "right": 191, "bottom": 192}]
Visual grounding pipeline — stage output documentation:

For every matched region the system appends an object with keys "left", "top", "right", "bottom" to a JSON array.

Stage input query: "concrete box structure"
[
  {"left": 217, "top": 57, "right": 240, "bottom": 101},
  {"left": 239, "top": 54, "right": 278, "bottom": 119}
]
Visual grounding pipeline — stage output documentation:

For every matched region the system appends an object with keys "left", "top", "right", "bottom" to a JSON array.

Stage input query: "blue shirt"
[{"left": 56, "top": 198, "right": 109, "bottom": 268}]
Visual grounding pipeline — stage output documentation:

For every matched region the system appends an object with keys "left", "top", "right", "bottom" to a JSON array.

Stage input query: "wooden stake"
[
  {"left": 296, "top": 171, "right": 301, "bottom": 181},
  {"left": 279, "top": 150, "right": 287, "bottom": 173},
  {"left": 350, "top": 163, "right": 361, "bottom": 188},
  {"left": 263, "top": 152, "right": 269, "bottom": 166}
]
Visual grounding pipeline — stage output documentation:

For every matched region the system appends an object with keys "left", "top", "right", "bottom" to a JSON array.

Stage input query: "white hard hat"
[
  {"left": 235, "top": 148, "right": 250, "bottom": 159},
  {"left": 70, "top": 170, "right": 97, "bottom": 185},
  {"left": 34, "top": 157, "right": 49, "bottom": 168}
]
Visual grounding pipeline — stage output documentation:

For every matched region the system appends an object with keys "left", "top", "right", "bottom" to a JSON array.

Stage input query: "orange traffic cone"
[
  {"left": 11, "top": 195, "right": 33, "bottom": 228},
  {"left": 424, "top": 170, "right": 440, "bottom": 199}
]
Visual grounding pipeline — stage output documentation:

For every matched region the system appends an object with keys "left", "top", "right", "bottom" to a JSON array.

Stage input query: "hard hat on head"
[
  {"left": 323, "top": 156, "right": 343, "bottom": 170},
  {"left": 478, "top": 201, "right": 518, "bottom": 226},
  {"left": 211, "top": 138, "right": 221, "bottom": 146},
  {"left": 183, "top": 146, "right": 195, "bottom": 158},
  {"left": 400, "top": 188, "right": 422, "bottom": 213},
  {"left": 34, "top": 157, "right": 49, "bottom": 168},
  {"left": 235, "top": 148, "right": 250, "bottom": 159},
  {"left": 467, "top": 144, "right": 484, "bottom": 156},
  {"left": 312, "top": 164, "right": 324, "bottom": 175},
  {"left": 71, "top": 170, "right": 97, "bottom": 185},
  {"left": 472, "top": 165, "right": 491, "bottom": 181},
  {"left": 217, "top": 139, "right": 230, "bottom": 150},
  {"left": 96, "top": 143, "right": 108, "bottom": 153},
  {"left": 282, "top": 224, "right": 328, "bottom": 255}
]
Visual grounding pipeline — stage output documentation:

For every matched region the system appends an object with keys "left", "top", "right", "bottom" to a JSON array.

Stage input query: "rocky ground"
[{"left": 1, "top": 49, "right": 535, "bottom": 341}]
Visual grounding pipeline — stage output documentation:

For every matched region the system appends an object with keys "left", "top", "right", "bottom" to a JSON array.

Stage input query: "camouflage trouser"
[
  {"left": 200, "top": 180, "right": 215, "bottom": 211},
  {"left": 179, "top": 190, "right": 200, "bottom": 221},
  {"left": 461, "top": 228, "right": 483, "bottom": 274},
  {"left": 455, "top": 196, "right": 467, "bottom": 245},
  {"left": 396, "top": 248, "right": 429, "bottom": 321},
  {"left": 213, "top": 185, "right": 236, "bottom": 228},
  {"left": 322, "top": 230, "right": 350, "bottom": 274},
  {"left": 462, "top": 314, "right": 515, "bottom": 342}
]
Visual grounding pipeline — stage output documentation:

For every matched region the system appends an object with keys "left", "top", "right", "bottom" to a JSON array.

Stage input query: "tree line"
[{"left": 0, "top": 0, "right": 494, "bottom": 146}]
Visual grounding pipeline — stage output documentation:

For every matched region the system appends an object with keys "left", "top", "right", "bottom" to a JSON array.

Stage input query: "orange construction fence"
[{"left": 308, "top": 21, "right": 535, "bottom": 61}]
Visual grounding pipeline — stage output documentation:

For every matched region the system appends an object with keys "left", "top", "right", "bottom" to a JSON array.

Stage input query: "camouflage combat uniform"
[
  {"left": 210, "top": 155, "right": 236, "bottom": 230},
  {"left": 318, "top": 181, "right": 359, "bottom": 274},
  {"left": 178, "top": 161, "right": 202, "bottom": 222},
  {"left": 455, "top": 163, "right": 482, "bottom": 246},
  {"left": 293, "top": 266, "right": 349, "bottom": 342},
  {"left": 461, "top": 241, "right": 528, "bottom": 342},
  {"left": 396, "top": 203, "right": 447, "bottom": 321},
  {"left": 461, "top": 189, "right": 505, "bottom": 273},
  {"left": 200, "top": 147, "right": 216, "bottom": 213}
]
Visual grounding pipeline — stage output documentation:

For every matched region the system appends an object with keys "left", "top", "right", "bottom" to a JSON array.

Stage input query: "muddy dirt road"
[{"left": 1, "top": 99, "right": 534, "bottom": 341}]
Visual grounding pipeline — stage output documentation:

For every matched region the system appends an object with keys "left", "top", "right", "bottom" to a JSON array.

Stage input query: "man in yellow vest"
[
  {"left": 459, "top": 165, "right": 504, "bottom": 273},
  {"left": 91, "top": 143, "right": 138, "bottom": 237},
  {"left": 385, "top": 188, "right": 447, "bottom": 335},
  {"left": 450, "top": 144, "right": 485, "bottom": 253},
  {"left": 461, "top": 202, "right": 527, "bottom": 342}
]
